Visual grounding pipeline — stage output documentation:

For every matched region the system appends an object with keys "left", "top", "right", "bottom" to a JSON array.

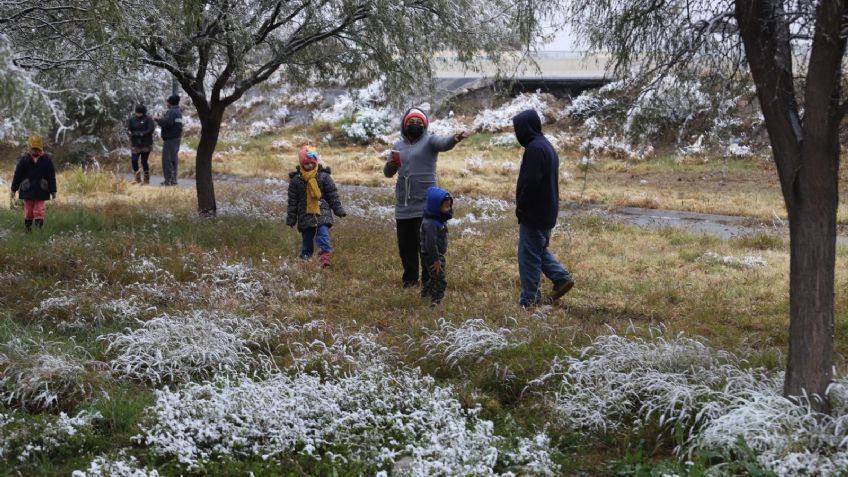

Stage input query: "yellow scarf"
[{"left": 301, "top": 166, "right": 322, "bottom": 215}]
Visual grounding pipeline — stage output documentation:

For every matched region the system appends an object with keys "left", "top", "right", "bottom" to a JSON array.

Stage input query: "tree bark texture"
[{"left": 736, "top": 0, "right": 844, "bottom": 411}]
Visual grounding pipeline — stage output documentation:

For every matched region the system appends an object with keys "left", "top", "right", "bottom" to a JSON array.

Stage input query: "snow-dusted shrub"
[
  {"left": 691, "top": 389, "right": 848, "bottom": 476},
  {"left": 536, "top": 330, "right": 848, "bottom": 476},
  {"left": 341, "top": 108, "right": 393, "bottom": 144},
  {"left": 465, "top": 156, "right": 484, "bottom": 171},
  {"left": 100, "top": 311, "right": 275, "bottom": 384},
  {"left": 680, "top": 135, "right": 707, "bottom": 156},
  {"left": 314, "top": 80, "right": 387, "bottom": 122},
  {"left": 72, "top": 451, "right": 161, "bottom": 477},
  {"left": 0, "top": 337, "right": 94, "bottom": 410},
  {"left": 581, "top": 135, "right": 653, "bottom": 161},
  {"left": 285, "top": 89, "right": 324, "bottom": 108},
  {"left": 138, "top": 334, "right": 558, "bottom": 475},
  {"left": 727, "top": 141, "right": 754, "bottom": 158},
  {"left": 421, "top": 319, "right": 524, "bottom": 369},
  {"left": 489, "top": 134, "right": 518, "bottom": 147},
  {"left": 697, "top": 251, "right": 767, "bottom": 269},
  {"left": 428, "top": 117, "right": 466, "bottom": 136},
  {"left": 2, "top": 410, "right": 101, "bottom": 462},
  {"left": 563, "top": 94, "right": 605, "bottom": 119},
  {"left": 451, "top": 197, "right": 511, "bottom": 227},
  {"left": 472, "top": 93, "right": 553, "bottom": 132},
  {"left": 624, "top": 78, "right": 711, "bottom": 138}
]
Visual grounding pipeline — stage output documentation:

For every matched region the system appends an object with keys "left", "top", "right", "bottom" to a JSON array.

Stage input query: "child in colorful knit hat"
[
  {"left": 419, "top": 186, "right": 454, "bottom": 307},
  {"left": 286, "top": 145, "right": 347, "bottom": 268},
  {"left": 10, "top": 134, "right": 57, "bottom": 233}
]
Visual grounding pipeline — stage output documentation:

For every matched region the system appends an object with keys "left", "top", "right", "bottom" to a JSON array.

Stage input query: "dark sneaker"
[{"left": 550, "top": 279, "right": 575, "bottom": 302}]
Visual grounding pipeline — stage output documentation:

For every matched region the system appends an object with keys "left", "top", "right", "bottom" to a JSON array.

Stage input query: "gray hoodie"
[{"left": 383, "top": 109, "right": 459, "bottom": 219}]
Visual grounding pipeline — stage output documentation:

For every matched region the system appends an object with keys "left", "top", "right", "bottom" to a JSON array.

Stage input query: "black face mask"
[{"left": 405, "top": 124, "right": 424, "bottom": 140}]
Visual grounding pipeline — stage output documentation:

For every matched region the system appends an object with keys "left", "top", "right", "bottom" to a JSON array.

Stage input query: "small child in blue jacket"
[{"left": 419, "top": 187, "right": 453, "bottom": 307}]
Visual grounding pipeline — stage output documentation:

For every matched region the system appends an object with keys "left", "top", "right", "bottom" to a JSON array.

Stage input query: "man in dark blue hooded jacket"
[{"left": 513, "top": 109, "right": 574, "bottom": 307}]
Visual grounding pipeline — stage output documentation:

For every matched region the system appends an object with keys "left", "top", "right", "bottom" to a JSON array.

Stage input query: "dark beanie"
[
  {"left": 167, "top": 95, "right": 180, "bottom": 106},
  {"left": 135, "top": 104, "right": 147, "bottom": 114}
]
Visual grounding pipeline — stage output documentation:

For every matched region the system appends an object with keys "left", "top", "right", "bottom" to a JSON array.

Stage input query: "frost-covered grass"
[
  {"left": 537, "top": 330, "right": 848, "bottom": 476},
  {"left": 0, "top": 178, "right": 846, "bottom": 475},
  {"left": 100, "top": 311, "right": 276, "bottom": 384},
  {"left": 421, "top": 318, "right": 525, "bottom": 369},
  {"left": 138, "top": 333, "right": 558, "bottom": 475},
  {"left": 0, "top": 325, "right": 101, "bottom": 411}
]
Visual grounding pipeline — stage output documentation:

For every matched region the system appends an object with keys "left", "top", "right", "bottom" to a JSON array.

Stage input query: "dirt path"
[{"left": 132, "top": 173, "right": 848, "bottom": 246}]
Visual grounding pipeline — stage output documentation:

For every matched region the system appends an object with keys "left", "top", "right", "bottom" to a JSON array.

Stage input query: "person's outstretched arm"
[{"left": 428, "top": 134, "right": 460, "bottom": 152}]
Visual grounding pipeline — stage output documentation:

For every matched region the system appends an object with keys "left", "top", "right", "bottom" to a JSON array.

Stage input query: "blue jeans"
[
  {"left": 300, "top": 225, "right": 331, "bottom": 257},
  {"left": 518, "top": 224, "right": 572, "bottom": 306}
]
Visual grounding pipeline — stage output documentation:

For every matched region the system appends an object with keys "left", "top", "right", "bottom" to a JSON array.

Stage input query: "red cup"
[{"left": 390, "top": 150, "right": 401, "bottom": 166}]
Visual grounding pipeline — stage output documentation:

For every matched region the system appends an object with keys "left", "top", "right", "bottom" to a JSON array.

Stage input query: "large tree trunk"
[
  {"left": 195, "top": 105, "right": 224, "bottom": 216},
  {"left": 736, "top": 0, "right": 845, "bottom": 412},
  {"left": 784, "top": 149, "right": 839, "bottom": 411}
]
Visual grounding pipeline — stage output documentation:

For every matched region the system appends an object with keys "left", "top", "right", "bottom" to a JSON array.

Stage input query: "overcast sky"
[{"left": 541, "top": 25, "right": 582, "bottom": 51}]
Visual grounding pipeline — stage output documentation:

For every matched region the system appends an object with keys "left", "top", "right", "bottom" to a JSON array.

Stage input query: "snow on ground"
[
  {"left": 533, "top": 330, "right": 848, "bottom": 476},
  {"left": 137, "top": 333, "right": 559, "bottom": 475}
]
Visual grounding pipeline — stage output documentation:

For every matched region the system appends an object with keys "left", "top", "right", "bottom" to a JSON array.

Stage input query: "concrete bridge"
[{"left": 433, "top": 50, "right": 611, "bottom": 98}]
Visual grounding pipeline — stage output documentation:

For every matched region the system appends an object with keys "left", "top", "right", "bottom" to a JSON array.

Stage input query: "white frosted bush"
[
  {"left": 563, "top": 94, "right": 605, "bottom": 119},
  {"left": 7, "top": 410, "right": 102, "bottom": 462},
  {"left": 0, "top": 337, "right": 92, "bottom": 410},
  {"left": 472, "top": 93, "right": 552, "bottom": 132},
  {"left": 72, "top": 451, "right": 161, "bottom": 477},
  {"left": 138, "top": 334, "right": 558, "bottom": 475},
  {"left": 727, "top": 142, "right": 754, "bottom": 158},
  {"left": 428, "top": 117, "right": 466, "bottom": 136},
  {"left": 100, "top": 311, "right": 275, "bottom": 384},
  {"left": 341, "top": 108, "right": 393, "bottom": 144},
  {"left": 421, "top": 318, "right": 524, "bottom": 369},
  {"left": 538, "top": 331, "right": 848, "bottom": 476},
  {"left": 581, "top": 135, "right": 653, "bottom": 161},
  {"left": 489, "top": 134, "right": 518, "bottom": 147}
]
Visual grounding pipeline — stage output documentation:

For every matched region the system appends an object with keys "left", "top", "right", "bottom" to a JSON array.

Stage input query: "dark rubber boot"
[
  {"left": 25, "top": 219, "right": 32, "bottom": 233},
  {"left": 34, "top": 219, "right": 43, "bottom": 230}
]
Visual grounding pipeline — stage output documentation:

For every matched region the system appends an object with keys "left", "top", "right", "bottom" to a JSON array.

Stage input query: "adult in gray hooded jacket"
[{"left": 383, "top": 108, "right": 471, "bottom": 288}]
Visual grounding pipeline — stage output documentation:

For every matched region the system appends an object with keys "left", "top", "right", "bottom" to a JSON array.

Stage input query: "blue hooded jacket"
[
  {"left": 419, "top": 187, "right": 452, "bottom": 260},
  {"left": 513, "top": 109, "right": 560, "bottom": 229}
]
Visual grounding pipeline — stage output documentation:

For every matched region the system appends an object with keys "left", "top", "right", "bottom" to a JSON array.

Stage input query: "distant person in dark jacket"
[
  {"left": 10, "top": 134, "right": 57, "bottom": 233},
  {"left": 384, "top": 108, "right": 472, "bottom": 289},
  {"left": 419, "top": 187, "right": 453, "bottom": 307},
  {"left": 513, "top": 109, "right": 574, "bottom": 308},
  {"left": 286, "top": 145, "right": 347, "bottom": 268},
  {"left": 154, "top": 95, "right": 183, "bottom": 186},
  {"left": 127, "top": 104, "right": 155, "bottom": 184}
]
